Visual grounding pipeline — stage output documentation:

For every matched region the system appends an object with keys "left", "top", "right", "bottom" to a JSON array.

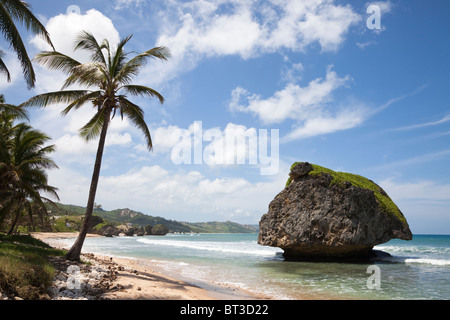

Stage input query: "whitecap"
[{"left": 136, "top": 238, "right": 281, "bottom": 257}]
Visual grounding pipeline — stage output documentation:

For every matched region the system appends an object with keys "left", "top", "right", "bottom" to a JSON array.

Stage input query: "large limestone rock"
[{"left": 258, "top": 162, "right": 412, "bottom": 261}]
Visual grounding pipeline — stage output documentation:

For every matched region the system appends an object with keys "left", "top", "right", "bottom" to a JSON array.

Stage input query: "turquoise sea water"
[{"left": 66, "top": 234, "right": 450, "bottom": 300}]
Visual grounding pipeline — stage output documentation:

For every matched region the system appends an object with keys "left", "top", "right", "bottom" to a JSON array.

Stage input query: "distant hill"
[
  {"left": 183, "top": 221, "right": 258, "bottom": 233},
  {"left": 51, "top": 203, "right": 258, "bottom": 234}
]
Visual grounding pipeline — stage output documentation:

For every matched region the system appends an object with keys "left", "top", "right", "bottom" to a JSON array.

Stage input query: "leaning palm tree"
[
  {"left": 0, "top": 0, "right": 54, "bottom": 88},
  {"left": 20, "top": 31, "right": 170, "bottom": 260}
]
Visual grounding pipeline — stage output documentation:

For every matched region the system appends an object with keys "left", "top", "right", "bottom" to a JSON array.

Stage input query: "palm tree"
[
  {"left": 0, "top": 119, "right": 59, "bottom": 234},
  {"left": 0, "top": 93, "right": 28, "bottom": 119},
  {"left": 20, "top": 30, "right": 170, "bottom": 260},
  {"left": 0, "top": 0, "right": 54, "bottom": 88}
]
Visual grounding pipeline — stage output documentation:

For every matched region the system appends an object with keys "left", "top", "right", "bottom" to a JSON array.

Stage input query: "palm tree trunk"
[
  {"left": 7, "top": 206, "right": 21, "bottom": 235},
  {"left": 65, "top": 109, "right": 111, "bottom": 261}
]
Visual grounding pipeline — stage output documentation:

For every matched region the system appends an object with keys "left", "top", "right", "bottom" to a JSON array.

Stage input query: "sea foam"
[{"left": 136, "top": 237, "right": 280, "bottom": 257}]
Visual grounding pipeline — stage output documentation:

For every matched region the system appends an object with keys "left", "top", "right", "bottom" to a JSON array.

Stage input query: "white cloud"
[
  {"left": 149, "top": 0, "right": 362, "bottom": 85},
  {"left": 150, "top": 124, "right": 191, "bottom": 154},
  {"left": 90, "top": 164, "right": 288, "bottom": 223},
  {"left": 356, "top": 40, "right": 377, "bottom": 49},
  {"left": 53, "top": 134, "right": 98, "bottom": 156},
  {"left": 387, "top": 114, "right": 450, "bottom": 132},
  {"left": 114, "top": 0, "right": 146, "bottom": 10},
  {"left": 229, "top": 66, "right": 351, "bottom": 125},
  {"left": 51, "top": 114, "right": 133, "bottom": 157},
  {"left": 381, "top": 178, "right": 450, "bottom": 202},
  {"left": 282, "top": 108, "right": 366, "bottom": 141},
  {"left": 0, "top": 48, "right": 22, "bottom": 90},
  {"left": 228, "top": 66, "right": 367, "bottom": 141},
  {"left": 30, "top": 9, "right": 119, "bottom": 57},
  {"left": 367, "top": 1, "right": 393, "bottom": 14},
  {"left": 378, "top": 177, "right": 450, "bottom": 234}
]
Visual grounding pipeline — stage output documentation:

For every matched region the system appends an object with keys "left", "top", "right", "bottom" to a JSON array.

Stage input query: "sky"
[{"left": 1, "top": 0, "right": 449, "bottom": 234}]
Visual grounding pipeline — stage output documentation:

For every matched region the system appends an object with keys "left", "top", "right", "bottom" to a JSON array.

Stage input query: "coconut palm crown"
[{"left": 20, "top": 30, "right": 171, "bottom": 260}]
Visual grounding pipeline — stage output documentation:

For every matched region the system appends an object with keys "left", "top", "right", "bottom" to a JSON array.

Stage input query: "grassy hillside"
[
  {"left": 183, "top": 221, "right": 257, "bottom": 233},
  {"left": 51, "top": 203, "right": 257, "bottom": 234}
]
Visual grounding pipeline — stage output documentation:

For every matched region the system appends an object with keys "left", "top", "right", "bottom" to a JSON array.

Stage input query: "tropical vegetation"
[{"left": 0, "top": 96, "right": 59, "bottom": 235}]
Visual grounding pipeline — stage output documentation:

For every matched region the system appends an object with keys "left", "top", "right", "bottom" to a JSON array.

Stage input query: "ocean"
[{"left": 62, "top": 233, "right": 450, "bottom": 300}]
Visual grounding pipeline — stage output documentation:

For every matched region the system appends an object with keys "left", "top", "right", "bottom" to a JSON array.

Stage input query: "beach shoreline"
[{"left": 31, "top": 232, "right": 273, "bottom": 300}]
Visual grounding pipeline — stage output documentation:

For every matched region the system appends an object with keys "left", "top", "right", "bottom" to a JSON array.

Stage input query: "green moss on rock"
[{"left": 286, "top": 162, "right": 407, "bottom": 224}]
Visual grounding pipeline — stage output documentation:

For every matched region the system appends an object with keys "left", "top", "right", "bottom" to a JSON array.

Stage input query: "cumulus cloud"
[
  {"left": 48, "top": 163, "right": 287, "bottom": 223},
  {"left": 159, "top": 0, "right": 361, "bottom": 56},
  {"left": 229, "top": 66, "right": 351, "bottom": 124},
  {"left": 90, "top": 165, "right": 286, "bottom": 222},
  {"left": 30, "top": 9, "right": 119, "bottom": 54},
  {"left": 147, "top": 0, "right": 362, "bottom": 85},
  {"left": 229, "top": 65, "right": 367, "bottom": 141}
]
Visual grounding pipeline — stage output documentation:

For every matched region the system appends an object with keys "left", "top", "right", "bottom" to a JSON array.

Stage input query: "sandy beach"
[{"left": 31, "top": 232, "right": 270, "bottom": 300}]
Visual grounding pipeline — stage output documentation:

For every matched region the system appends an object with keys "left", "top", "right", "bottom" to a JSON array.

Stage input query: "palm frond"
[
  {"left": 0, "top": 2, "right": 35, "bottom": 88},
  {"left": 120, "top": 84, "right": 164, "bottom": 104},
  {"left": 1, "top": 0, "right": 54, "bottom": 50},
  {"left": 110, "top": 34, "right": 132, "bottom": 77},
  {"left": 61, "top": 62, "right": 108, "bottom": 90},
  {"left": 115, "top": 46, "right": 171, "bottom": 84},
  {"left": 0, "top": 50, "right": 11, "bottom": 82},
  {"left": 74, "top": 30, "right": 106, "bottom": 64},
  {"left": 100, "top": 38, "right": 112, "bottom": 69},
  {"left": 118, "top": 97, "right": 153, "bottom": 150},
  {"left": 79, "top": 107, "right": 109, "bottom": 141},
  {"left": 19, "top": 90, "right": 91, "bottom": 108},
  {"left": 0, "top": 103, "right": 29, "bottom": 120},
  {"left": 33, "top": 51, "right": 81, "bottom": 74},
  {"left": 60, "top": 91, "right": 102, "bottom": 116}
]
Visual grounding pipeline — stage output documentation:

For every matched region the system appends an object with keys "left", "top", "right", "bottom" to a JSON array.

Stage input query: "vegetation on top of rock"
[{"left": 286, "top": 162, "right": 407, "bottom": 224}]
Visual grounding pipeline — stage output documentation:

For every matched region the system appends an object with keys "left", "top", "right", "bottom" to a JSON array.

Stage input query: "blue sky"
[{"left": 1, "top": 0, "right": 449, "bottom": 234}]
